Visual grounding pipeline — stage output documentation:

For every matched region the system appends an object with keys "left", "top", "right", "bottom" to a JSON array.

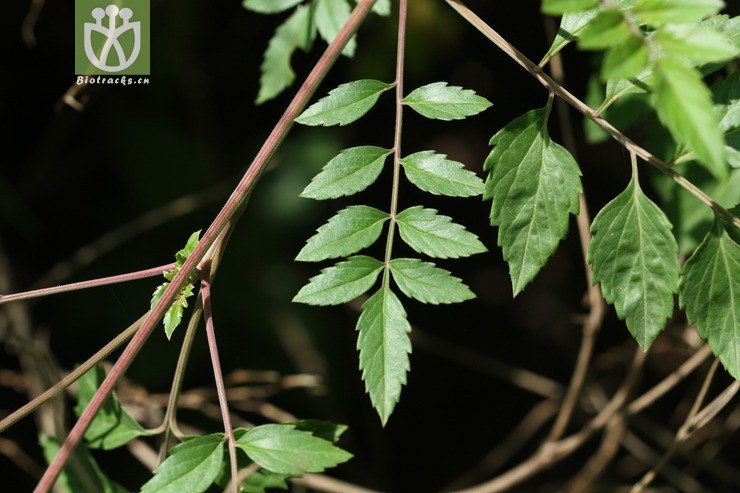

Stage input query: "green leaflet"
[
  {"left": 577, "top": 9, "right": 631, "bottom": 50},
  {"left": 255, "top": 5, "right": 316, "bottom": 104},
  {"left": 541, "top": 0, "right": 600, "bottom": 15},
  {"left": 40, "top": 435, "right": 129, "bottom": 493},
  {"left": 236, "top": 424, "right": 352, "bottom": 475},
  {"left": 589, "top": 171, "right": 680, "bottom": 350},
  {"left": 400, "top": 151, "right": 485, "bottom": 197},
  {"left": 300, "top": 146, "right": 392, "bottom": 199},
  {"left": 653, "top": 58, "right": 727, "bottom": 180},
  {"left": 293, "top": 255, "right": 383, "bottom": 305},
  {"left": 315, "top": 0, "right": 356, "bottom": 57},
  {"left": 296, "top": 205, "right": 389, "bottom": 261},
  {"left": 141, "top": 435, "right": 224, "bottom": 493},
  {"left": 653, "top": 24, "right": 739, "bottom": 66},
  {"left": 600, "top": 66, "right": 653, "bottom": 113},
  {"left": 243, "top": 0, "right": 304, "bottom": 14},
  {"left": 484, "top": 104, "right": 582, "bottom": 295},
  {"left": 74, "top": 366, "right": 147, "bottom": 450},
  {"left": 602, "top": 35, "right": 648, "bottom": 80},
  {"left": 389, "top": 258, "right": 475, "bottom": 304},
  {"left": 680, "top": 221, "right": 740, "bottom": 378},
  {"left": 357, "top": 281, "right": 412, "bottom": 424},
  {"left": 633, "top": 0, "right": 724, "bottom": 26},
  {"left": 241, "top": 470, "right": 290, "bottom": 493},
  {"left": 296, "top": 79, "right": 394, "bottom": 126},
  {"left": 402, "top": 82, "right": 492, "bottom": 121},
  {"left": 396, "top": 206, "right": 487, "bottom": 259}
]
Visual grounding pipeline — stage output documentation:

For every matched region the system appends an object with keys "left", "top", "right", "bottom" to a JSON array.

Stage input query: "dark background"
[{"left": 2, "top": 1, "right": 738, "bottom": 492}]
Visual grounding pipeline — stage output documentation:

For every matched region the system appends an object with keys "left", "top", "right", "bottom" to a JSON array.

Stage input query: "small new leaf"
[
  {"left": 243, "top": 0, "right": 304, "bottom": 14},
  {"left": 484, "top": 105, "right": 582, "bottom": 295},
  {"left": 293, "top": 256, "right": 383, "bottom": 305},
  {"left": 300, "top": 146, "right": 392, "bottom": 200},
  {"left": 680, "top": 221, "right": 740, "bottom": 378},
  {"left": 542, "top": 0, "right": 600, "bottom": 15},
  {"left": 589, "top": 172, "right": 680, "bottom": 349},
  {"left": 175, "top": 230, "right": 202, "bottom": 267},
  {"left": 296, "top": 206, "right": 389, "bottom": 261},
  {"left": 357, "top": 283, "right": 412, "bottom": 424},
  {"left": 400, "top": 151, "right": 485, "bottom": 197},
  {"left": 634, "top": 0, "right": 724, "bottom": 26},
  {"left": 236, "top": 424, "right": 352, "bottom": 475},
  {"left": 74, "top": 366, "right": 147, "bottom": 450},
  {"left": 316, "top": 0, "right": 356, "bottom": 57},
  {"left": 296, "top": 80, "right": 394, "bottom": 126},
  {"left": 396, "top": 206, "right": 487, "bottom": 259},
  {"left": 256, "top": 6, "right": 316, "bottom": 104},
  {"left": 141, "top": 435, "right": 224, "bottom": 493},
  {"left": 653, "top": 58, "right": 727, "bottom": 180},
  {"left": 389, "top": 258, "right": 475, "bottom": 304},
  {"left": 403, "top": 82, "right": 492, "bottom": 121}
]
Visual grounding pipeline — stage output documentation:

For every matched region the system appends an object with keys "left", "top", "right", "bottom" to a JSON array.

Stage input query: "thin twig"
[
  {"left": 445, "top": 0, "right": 740, "bottom": 230},
  {"left": 291, "top": 474, "right": 383, "bottom": 493},
  {"left": 33, "top": 1, "right": 379, "bottom": 490},
  {"left": 0, "top": 263, "right": 174, "bottom": 305},
  {"left": 200, "top": 261, "right": 238, "bottom": 493}
]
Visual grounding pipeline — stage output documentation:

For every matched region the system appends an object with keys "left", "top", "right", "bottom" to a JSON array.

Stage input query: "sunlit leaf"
[
  {"left": 296, "top": 80, "right": 394, "bottom": 126},
  {"left": 357, "top": 282, "right": 411, "bottom": 424},
  {"left": 400, "top": 151, "right": 484, "bottom": 197},
  {"left": 300, "top": 146, "right": 392, "bottom": 200},
  {"left": 396, "top": 206, "right": 487, "bottom": 259},
  {"left": 293, "top": 255, "right": 383, "bottom": 305},
  {"left": 389, "top": 258, "right": 475, "bottom": 304},
  {"left": 141, "top": 435, "right": 224, "bottom": 493},
  {"left": 403, "top": 82, "right": 492, "bottom": 121},
  {"left": 296, "top": 206, "right": 388, "bottom": 261},
  {"left": 589, "top": 171, "right": 680, "bottom": 349}
]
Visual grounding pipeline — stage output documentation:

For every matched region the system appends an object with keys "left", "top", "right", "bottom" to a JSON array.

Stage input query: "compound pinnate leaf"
[
  {"left": 634, "top": 0, "right": 724, "bottom": 26},
  {"left": 256, "top": 6, "right": 316, "bottom": 104},
  {"left": 396, "top": 206, "right": 487, "bottom": 259},
  {"left": 589, "top": 173, "right": 680, "bottom": 350},
  {"left": 357, "top": 283, "right": 412, "bottom": 424},
  {"left": 400, "top": 151, "right": 484, "bottom": 197},
  {"left": 402, "top": 82, "right": 492, "bottom": 121},
  {"left": 680, "top": 221, "right": 740, "bottom": 378},
  {"left": 296, "top": 206, "right": 389, "bottom": 261},
  {"left": 542, "top": 0, "right": 600, "bottom": 15},
  {"left": 301, "top": 146, "right": 392, "bottom": 200},
  {"left": 243, "top": 0, "right": 304, "bottom": 14},
  {"left": 389, "top": 258, "right": 475, "bottom": 304},
  {"left": 316, "top": 0, "right": 356, "bottom": 57},
  {"left": 293, "top": 255, "right": 383, "bottom": 305},
  {"left": 236, "top": 424, "right": 352, "bottom": 475},
  {"left": 40, "top": 435, "right": 128, "bottom": 493},
  {"left": 296, "top": 79, "right": 393, "bottom": 126},
  {"left": 484, "top": 105, "right": 582, "bottom": 295},
  {"left": 74, "top": 366, "right": 146, "bottom": 450},
  {"left": 141, "top": 435, "right": 224, "bottom": 493},
  {"left": 653, "top": 58, "right": 727, "bottom": 180}
]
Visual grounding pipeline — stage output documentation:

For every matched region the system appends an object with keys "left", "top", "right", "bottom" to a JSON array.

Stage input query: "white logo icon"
[{"left": 84, "top": 5, "right": 141, "bottom": 72}]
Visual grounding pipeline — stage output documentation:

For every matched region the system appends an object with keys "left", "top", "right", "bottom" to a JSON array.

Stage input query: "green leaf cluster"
[
  {"left": 141, "top": 423, "right": 351, "bottom": 493},
  {"left": 243, "top": 0, "right": 391, "bottom": 104},
  {"left": 150, "top": 230, "right": 201, "bottom": 339},
  {"left": 293, "top": 77, "right": 490, "bottom": 422},
  {"left": 542, "top": 0, "right": 738, "bottom": 180}
]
